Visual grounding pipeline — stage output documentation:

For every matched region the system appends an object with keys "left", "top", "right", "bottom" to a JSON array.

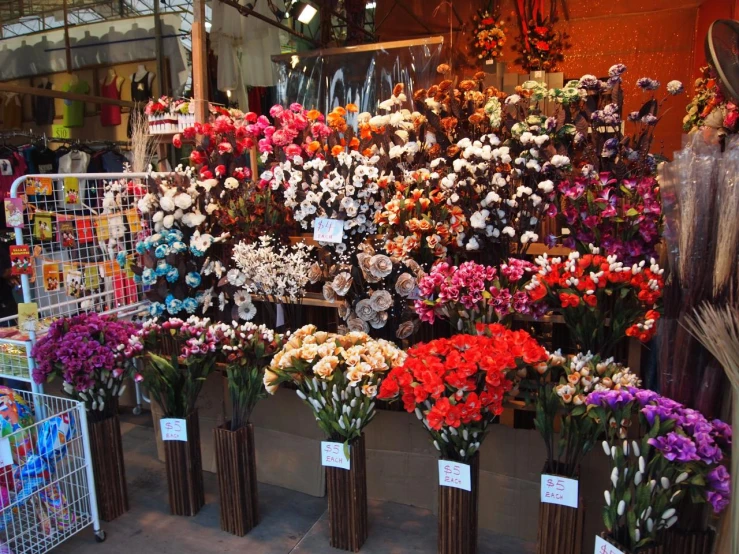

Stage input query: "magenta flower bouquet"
[
  {"left": 586, "top": 388, "right": 731, "bottom": 551},
  {"left": 414, "top": 259, "right": 547, "bottom": 333},
  {"left": 32, "top": 313, "right": 142, "bottom": 419}
]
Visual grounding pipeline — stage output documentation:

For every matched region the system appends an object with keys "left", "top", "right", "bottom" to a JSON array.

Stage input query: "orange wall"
[{"left": 376, "top": 0, "right": 704, "bottom": 157}]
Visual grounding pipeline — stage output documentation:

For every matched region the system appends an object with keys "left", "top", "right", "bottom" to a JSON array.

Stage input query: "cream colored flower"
[
  {"left": 369, "top": 310, "right": 388, "bottom": 329},
  {"left": 395, "top": 273, "right": 416, "bottom": 297},
  {"left": 313, "top": 356, "right": 339, "bottom": 379},
  {"left": 362, "top": 384, "right": 378, "bottom": 398},
  {"left": 307, "top": 262, "right": 323, "bottom": 284},
  {"left": 369, "top": 254, "right": 393, "bottom": 278},
  {"left": 369, "top": 290, "right": 393, "bottom": 312},
  {"left": 323, "top": 283, "right": 337, "bottom": 303},
  {"left": 264, "top": 369, "right": 280, "bottom": 394},
  {"left": 356, "top": 299, "right": 376, "bottom": 321},
  {"left": 299, "top": 343, "right": 319, "bottom": 361},
  {"left": 332, "top": 272, "right": 353, "bottom": 296},
  {"left": 396, "top": 320, "right": 416, "bottom": 340},
  {"left": 347, "top": 317, "right": 369, "bottom": 333},
  {"left": 338, "top": 302, "right": 350, "bottom": 320}
]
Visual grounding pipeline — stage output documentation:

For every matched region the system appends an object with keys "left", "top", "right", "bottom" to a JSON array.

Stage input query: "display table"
[{"left": 150, "top": 373, "right": 611, "bottom": 543}]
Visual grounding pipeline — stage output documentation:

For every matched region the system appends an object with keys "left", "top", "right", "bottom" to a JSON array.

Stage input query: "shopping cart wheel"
[
  {"left": 132, "top": 405, "right": 142, "bottom": 416},
  {"left": 94, "top": 529, "right": 107, "bottom": 543}
]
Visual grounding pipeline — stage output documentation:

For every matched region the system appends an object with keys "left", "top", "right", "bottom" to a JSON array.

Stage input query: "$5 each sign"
[
  {"left": 160, "top": 418, "right": 188, "bottom": 442},
  {"left": 540, "top": 474, "right": 579, "bottom": 508},
  {"left": 321, "top": 441, "right": 351, "bottom": 470},
  {"left": 438, "top": 460, "right": 471, "bottom": 491},
  {"left": 594, "top": 536, "right": 625, "bottom": 554}
]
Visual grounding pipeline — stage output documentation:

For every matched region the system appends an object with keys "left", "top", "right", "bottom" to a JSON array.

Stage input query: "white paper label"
[
  {"left": 540, "top": 474, "right": 579, "bottom": 508},
  {"left": 160, "top": 418, "right": 188, "bottom": 441},
  {"left": 485, "top": 59, "right": 494, "bottom": 65},
  {"left": 313, "top": 218, "right": 344, "bottom": 244},
  {"left": 0, "top": 438, "right": 12, "bottom": 468},
  {"left": 438, "top": 460, "right": 471, "bottom": 491},
  {"left": 594, "top": 536, "right": 625, "bottom": 554},
  {"left": 321, "top": 441, "right": 350, "bottom": 470},
  {"left": 275, "top": 303, "right": 285, "bottom": 328}
]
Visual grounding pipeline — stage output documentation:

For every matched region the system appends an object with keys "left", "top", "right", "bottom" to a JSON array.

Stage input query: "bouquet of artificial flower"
[
  {"left": 532, "top": 351, "right": 640, "bottom": 477},
  {"left": 414, "top": 259, "right": 546, "bottom": 332},
  {"left": 265, "top": 324, "right": 406, "bottom": 442},
  {"left": 32, "top": 313, "right": 142, "bottom": 419},
  {"left": 528, "top": 247, "right": 664, "bottom": 357},
  {"left": 586, "top": 388, "right": 731, "bottom": 551},
  {"left": 135, "top": 316, "right": 224, "bottom": 418},
  {"left": 472, "top": 10, "right": 506, "bottom": 62},
  {"left": 378, "top": 325, "right": 548, "bottom": 461},
  {"left": 215, "top": 322, "right": 284, "bottom": 431}
]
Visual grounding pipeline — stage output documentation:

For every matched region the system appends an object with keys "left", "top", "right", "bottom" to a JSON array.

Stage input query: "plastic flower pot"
[
  {"left": 438, "top": 453, "right": 480, "bottom": 554},
  {"left": 88, "top": 410, "right": 129, "bottom": 522},
  {"left": 214, "top": 421, "right": 259, "bottom": 536},
  {"left": 325, "top": 434, "right": 368, "bottom": 552},
  {"left": 536, "top": 463, "right": 583, "bottom": 554},
  {"left": 163, "top": 409, "right": 204, "bottom": 516}
]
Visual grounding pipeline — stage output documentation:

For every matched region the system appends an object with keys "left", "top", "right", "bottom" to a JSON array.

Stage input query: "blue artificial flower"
[
  {"left": 190, "top": 246, "right": 205, "bottom": 257},
  {"left": 185, "top": 272, "right": 201, "bottom": 287},
  {"left": 135, "top": 240, "right": 148, "bottom": 255},
  {"left": 182, "top": 297, "right": 198, "bottom": 314},
  {"left": 116, "top": 251, "right": 127, "bottom": 269},
  {"left": 165, "top": 295, "right": 183, "bottom": 315},
  {"left": 165, "top": 267, "right": 180, "bottom": 283},
  {"left": 133, "top": 274, "right": 142, "bottom": 284},
  {"left": 155, "top": 244, "right": 170, "bottom": 259},
  {"left": 142, "top": 268, "right": 157, "bottom": 286},
  {"left": 149, "top": 302, "right": 164, "bottom": 317},
  {"left": 171, "top": 241, "right": 187, "bottom": 254},
  {"left": 155, "top": 261, "right": 171, "bottom": 277},
  {"left": 166, "top": 229, "right": 184, "bottom": 243}
]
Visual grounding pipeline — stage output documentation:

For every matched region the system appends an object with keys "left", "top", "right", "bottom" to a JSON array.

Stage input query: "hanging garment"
[
  {"left": 0, "top": 152, "right": 26, "bottom": 200},
  {"left": 1, "top": 93, "right": 22, "bottom": 130},
  {"left": 210, "top": 0, "right": 247, "bottom": 107},
  {"left": 34, "top": 82, "right": 55, "bottom": 126},
  {"left": 240, "top": 0, "right": 281, "bottom": 87},
  {"left": 100, "top": 78, "right": 122, "bottom": 127},
  {"left": 62, "top": 79, "right": 90, "bottom": 128},
  {"left": 57, "top": 150, "right": 91, "bottom": 211},
  {"left": 127, "top": 71, "right": 153, "bottom": 138}
]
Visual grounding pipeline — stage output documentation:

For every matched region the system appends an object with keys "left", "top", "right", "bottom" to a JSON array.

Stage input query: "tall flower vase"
[
  {"left": 536, "top": 466, "right": 584, "bottom": 554},
  {"left": 325, "top": 434, "right": 368, "bottom": 552},
  {"left": 214, "top": 422, "right": 259, "bottom": 536},
  {"left": 163, "top": 410, "right": 205, "bottom": 516},
  {"left": 438, "top": 453, "right": 480, "bottom": 554},
  {"left": 88, "top": 412, "right": 128, "bottom": 521}
]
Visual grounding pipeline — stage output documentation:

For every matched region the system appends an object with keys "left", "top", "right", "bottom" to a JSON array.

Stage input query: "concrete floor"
[{"left": 57, "top": 415, "right": 535, "bottom": 554}]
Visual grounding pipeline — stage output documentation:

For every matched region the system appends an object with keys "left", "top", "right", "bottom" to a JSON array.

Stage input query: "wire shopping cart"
[{"left": 0, "top": 390, "right": 104, "bottom": 553}]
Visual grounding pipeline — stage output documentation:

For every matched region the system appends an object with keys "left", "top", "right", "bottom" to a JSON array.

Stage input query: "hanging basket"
[
  {"left": 536, "top": 465, "right": 584, "bottom": 554},
  {"left": 214, "top": 422, "right": 259, "bottom": 536},
  {"left": 163, "top": 409, "right": 205, "bottom": 516},
  {"left": 325, "top": 434, "right": 368, "bottom": 552},
  {"left": 88, "top": 413, "right": 129, "bottom": 522},
  {"left": 438, "top": 453, "right": 480, "bottom": 554}
]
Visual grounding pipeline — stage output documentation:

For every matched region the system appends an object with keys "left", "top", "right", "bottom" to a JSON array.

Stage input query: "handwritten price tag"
[
  {"left": 438, "top": 460, "right": 471, "bottom": 491},
  {"left": 0, "top": 438, "right": 12, "bottom": 468},
  {"left": 594, "top": 536, "right": 625, "bottom": 554},
  {"left": 160, "top": 418, "right": 188, "bottom": 442},
  {"left": 321, "top": 441, "right": 350, "bottom": 470},
  {"left": 313, "top": 217, "right": 344, "bottom": 244},
  {"left": 540, "top": 474, "right": 579, "bottom": 508}
]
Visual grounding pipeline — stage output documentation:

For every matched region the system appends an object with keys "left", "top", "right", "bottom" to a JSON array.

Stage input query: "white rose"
[
  {"left": 470, "top": 210, "right": 489, "bottom": 229},
  {"left": 163, "top": 215, "right": 175, "bottom": 228},
  {"left": 152, "top": 211, "right": 164, "bottom": 223},
  {"left": 174, "top": 193, "right": 193, "bottom": 210},
  {"left": 159, "top": 196, "right": 175, "bottom": 212},
  {"left": 224, "top": 177, "right": 239, "bottom": 190},
  {"left": 466, "top": 237, "right": 480, "bottom": 251},
  {"left": 538, "top": 180, "right": 554, "bottom": 193}
]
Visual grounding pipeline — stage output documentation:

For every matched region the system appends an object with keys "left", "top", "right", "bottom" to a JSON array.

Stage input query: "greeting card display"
[
  {"left": 9, "top": 246, "right": 32, "bottom": 276},
  {"left": 43, "top": 264, "right": 61, "bottom": 292}
]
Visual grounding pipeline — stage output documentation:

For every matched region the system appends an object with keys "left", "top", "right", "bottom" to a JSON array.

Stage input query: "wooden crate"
[
  {"left": 214, "top": 422, "right": 259, "bottom": 536},
  {"left": 438, "top": 453, "right": 480, "bottom": 554},
  {"left": 326, "top": 434, "right": 368, "bottom": 552},
  {"left": 164, "top": 409, "right": 205, "bottom": 516},
  {"left": 88, "top": 413, "right": 129, "bottom": 522}
]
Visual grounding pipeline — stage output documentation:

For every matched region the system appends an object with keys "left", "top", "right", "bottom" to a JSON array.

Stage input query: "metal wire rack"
[{"left": 0, "top": 390, "right": 103, "bottom": 552}]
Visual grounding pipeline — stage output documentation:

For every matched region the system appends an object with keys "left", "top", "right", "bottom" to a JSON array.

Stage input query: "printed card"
[
  {"left": 34, "top": 211, "right": 52, "bottom": 241},
  {"left": 42, "top": 264, "right": 60, "bottom": 292},
  {"left": 65, "top": 269, "right": 83, "bottom": 298},
  {"left": 29, "top": 177, "right": 52, "bottom": 196},
  {"left": 9, "top": 245, "right": 32, "bottom": 276},
  {"left": 125, "top": 209, "right": 142, "bottom": 233},
  {"left": 438, "top": 460, "right": 471, "bottom": 491},
  {"left": 160, "top": 419, "right": 187, "bottom": 441},
  {"left": 84, "top": 265, "right": 100, "bottom": 290},
  {"left": 540, "top": 474, "right": 579, "bottom": 509},
  {"left": 321, "top": 441, "right": 350, "bottom": 470},
  {"left": 76, "top": 218, "right": 94, "bottom": 244},
  {"left": 4, "top": 198, "right": 23, "bottom": 228},
  {"left": 63, "top": 177, "right": 80, "bottom": 205},
  {"left": 59, "top": 220, "right": 76, "bottom": 248},
  {"left": 17, "top": 303, "right": 38, "bottom": 334}
]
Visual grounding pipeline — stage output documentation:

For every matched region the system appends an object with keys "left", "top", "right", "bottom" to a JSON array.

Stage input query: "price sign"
[
  {"left": 313, "top": 218, "right": 344, "bottom": 244},
  {"left": 540, "top": 474, "right": 579, "bottom": 508},
  {"left": 438, "top": 460, "right": 471, "bottom": 491},
  {"left": 160, "top": 418, "right": 187, "bottom": 442},
  {"left": 321, "top": 441, "right": 350, "bottom": 470},
  {"left": 51, "top": 124, "right": 70, "bottom": 139},
  {"left": 0, "top": 438, "right": 12, "bottom": 468},
  {"left": 594, "top": 536, "right": 625, "bottom": 554}
]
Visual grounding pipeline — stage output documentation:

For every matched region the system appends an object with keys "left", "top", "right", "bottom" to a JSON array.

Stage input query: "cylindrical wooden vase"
[
  {"left": 163, "top": 410, "right": 204, "bottom": 516},
  {"left": 88, "top": 413, "right": 129, "bottom": 521},
  {"left": 214, "top": 422, "right": 259, "bottom": 536},
  {"left": 536, "top": 497, "right": 584, "bottom": 553},
  {"left": 438, "top": 453, "right": 480, "bottom": 554},
  {"left": 325, "top": 434, "right": 368, "bottom": 552},
  {"left": 663, "top": 529, "right": 716, "bottom": 554}
]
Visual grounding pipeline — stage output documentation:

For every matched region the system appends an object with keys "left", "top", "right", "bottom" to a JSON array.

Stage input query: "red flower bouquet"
[
  {"left": 378, "top": 326, "right": 547, "bottom": 461},
  {"left": 528, "top": 247, "right": 664, "bottom": 357}
]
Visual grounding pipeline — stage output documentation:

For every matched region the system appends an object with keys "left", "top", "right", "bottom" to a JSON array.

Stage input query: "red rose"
[
  {"left": 189, "top": 150, "right": 206, "bottom": 165},
  {"left": 534, "top": 26, "right": 548, "bottom": 36},
  {"left": 172, "top": 134, "right": 182, "bottom": 149},
  {"left": 481, "top": 17, "right": 494, "bottom": 25},
  {"left": 245, "top": 112, "right": 258, "bottom": 123},
  {"left": 535, "top": 40, "right": 550, "bottom": 51},
  {"left": 183, "top": 126, "right": 196, "bottom": 140},
  {"left": 217, "top": 142, "right": 233, "bottom": 155},
  {"left": 378, "top": 377, "right": 399, "bottom": 399},
  {"left": 215, "top": 164, "right": 226, "bottom": 177},
  {"left": 199, "top": 168, "right": 213, "bottom": 180}
]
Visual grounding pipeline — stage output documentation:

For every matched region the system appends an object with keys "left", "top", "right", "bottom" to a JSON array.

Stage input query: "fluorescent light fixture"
[
  {"left": 366, "top": 1, "right": 376, "bottom": 9},
  {"left": 297, "top": 2, "right": 317, "bottom": 23},
  {"left": 204, "top": 22, "right": 212, "bottom": 31},
  {"left": 226, "top": 90, "right": 232, "bottom": 98}
]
